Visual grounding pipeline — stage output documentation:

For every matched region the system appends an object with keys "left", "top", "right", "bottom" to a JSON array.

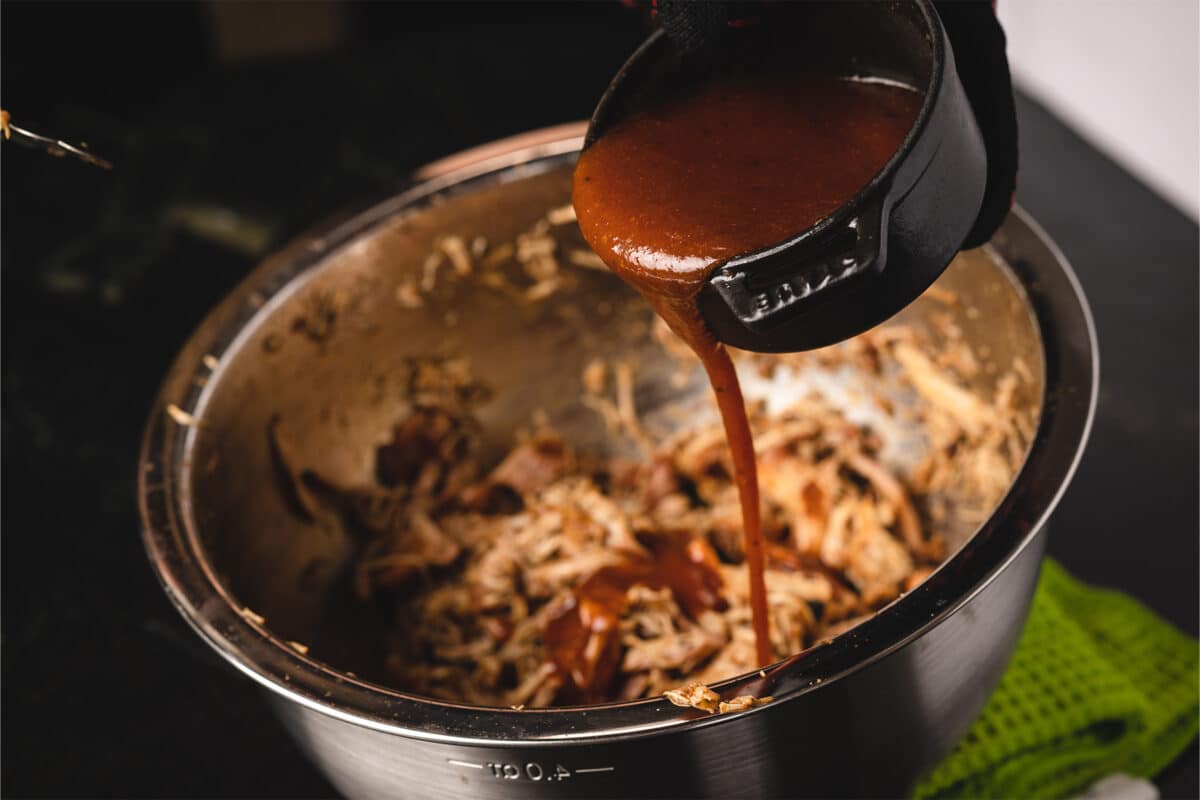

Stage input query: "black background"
[{"left": 2, "top": 2, "right": 1196, "bottom": 797}]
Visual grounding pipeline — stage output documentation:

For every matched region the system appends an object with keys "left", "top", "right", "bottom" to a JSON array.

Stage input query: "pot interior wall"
[{"left": 183, "top": 162, "right": 1043, "bottom": 687}]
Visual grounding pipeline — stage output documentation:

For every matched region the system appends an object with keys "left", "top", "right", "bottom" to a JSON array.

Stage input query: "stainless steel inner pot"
[{"left": 139, "top": 124, "right": 1097, "bottom": 800}]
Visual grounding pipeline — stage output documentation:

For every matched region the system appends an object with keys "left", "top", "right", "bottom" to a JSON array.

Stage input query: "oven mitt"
[
  {"left": 650, "top": 0, "right": 1018, "bottom": 250},
  {"left": 912, "top": 559, "right": 1199, "bottom": 800}
]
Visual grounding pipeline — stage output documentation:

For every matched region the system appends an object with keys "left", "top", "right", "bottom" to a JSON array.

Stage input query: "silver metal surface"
[
  {"left": 139, "top": 125, "right": 1098, "bottom": 799},
  {"left": 3, "top": 112, "right": 113, "bottom": 169}
]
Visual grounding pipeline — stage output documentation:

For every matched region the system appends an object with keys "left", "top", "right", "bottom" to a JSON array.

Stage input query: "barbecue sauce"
[
  {"left": 572, "top": 75, "right": 920, "bottom": 670},
  {"left": 545, "top": 534, "right": 726, "bottom": 703}
]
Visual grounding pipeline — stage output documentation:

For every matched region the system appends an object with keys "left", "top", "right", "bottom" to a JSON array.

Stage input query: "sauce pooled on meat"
[
  {"left": 545, "top": 534, "right": 726, "bottom": 703},
  {"left": 572, "top": 74, "right": 921, "bottom": 669}
]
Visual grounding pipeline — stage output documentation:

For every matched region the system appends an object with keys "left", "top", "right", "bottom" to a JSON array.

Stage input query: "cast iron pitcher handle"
[{"left": 707, "top": 199, "right": 888, "bottom": 334}]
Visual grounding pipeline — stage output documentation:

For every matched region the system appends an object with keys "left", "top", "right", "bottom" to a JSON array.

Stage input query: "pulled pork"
[{"left": 282, "top": 308, "right": 1030, "bottom": 707}]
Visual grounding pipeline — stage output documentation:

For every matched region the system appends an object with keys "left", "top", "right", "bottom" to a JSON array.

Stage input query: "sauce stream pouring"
[{"left": 574, "top": 73, "right": 920, "bottom": 669}]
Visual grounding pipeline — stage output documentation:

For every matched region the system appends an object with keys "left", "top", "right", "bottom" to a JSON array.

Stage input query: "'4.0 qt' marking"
[{"left": 446, "top": 759, "right": 614, "bottom": 782}]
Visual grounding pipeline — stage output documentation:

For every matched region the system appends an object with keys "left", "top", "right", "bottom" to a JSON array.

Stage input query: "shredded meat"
[
  {"left": 718, "top": 694, "right": 773, "bottom": 714},
  {"left": 663, "top": 681, "right": 721, "bottom": 713},
  {"left": 278, "top": 263, "right": 1029, "bottom": 708}
]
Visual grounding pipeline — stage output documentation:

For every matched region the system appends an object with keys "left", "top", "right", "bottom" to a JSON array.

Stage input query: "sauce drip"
[
  {"left": 544, "top": 534, "right": 726, "bottom": 702},
  {"left": 573, "top": 75, "right": 920, "bottom": 668}
]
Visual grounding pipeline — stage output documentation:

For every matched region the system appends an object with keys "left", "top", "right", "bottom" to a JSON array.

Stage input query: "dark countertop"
[{"left": 2, "top": 3, "right": 1196, "bottom": 798}]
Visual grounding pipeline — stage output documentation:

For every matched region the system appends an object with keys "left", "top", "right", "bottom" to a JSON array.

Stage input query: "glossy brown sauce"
[
  {"left": 545, "top": 534, "right": 726, "bottom": 702},
  {"left": 571, "top": 75, "right": 920, "bottom": 673}
]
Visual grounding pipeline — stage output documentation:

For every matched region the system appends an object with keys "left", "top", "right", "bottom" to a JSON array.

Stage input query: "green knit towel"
[{"left": 913, "top": 559, "right": 1199, "bottom": 800}]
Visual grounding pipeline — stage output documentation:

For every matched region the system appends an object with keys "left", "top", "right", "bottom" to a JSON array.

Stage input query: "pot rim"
[{"left": 138, "top": 124, "right": 1098, "bottom": 746}]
